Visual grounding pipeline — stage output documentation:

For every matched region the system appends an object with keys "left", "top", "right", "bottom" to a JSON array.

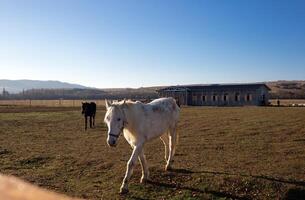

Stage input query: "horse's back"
[
  {"left": 133, "top": 97, "right": 179, "bottom": 140},
  {"left": 149, "top": 97, "right": 175, "bottom": 105},
  {"left": 123, "top": 98, "right": 180, "bottom": 143},
  {"left": 150, "top": 97, "right": 179, "bottom": 109},
  {"left": 90, "top": 102, "right": 96, "bottom": 115},
  {"left": 147, "top": 97, "right": 179, "bottom": 121},
  {"left": 90, "top": 102, "right": 96, "bottom": 109},
  {"left": 84, "top": 102, "right": 96, "bottom": 116}
]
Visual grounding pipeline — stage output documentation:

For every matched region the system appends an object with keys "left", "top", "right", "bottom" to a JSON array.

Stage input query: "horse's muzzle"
[{"left": 107, "top": 137, "right": 117, "bottom": 147}]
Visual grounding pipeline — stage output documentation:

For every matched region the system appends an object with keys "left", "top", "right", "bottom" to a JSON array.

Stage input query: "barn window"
[
  {"left": 202, "top": 95, "right": 206, "bottom": 102},
  {"left": 246, "top": 94, "right": 252, "bottom": 101},
  {"left": 223, "top": 94, "right": 228, "bottom": 101},
  {"left": 212, "top": 94, "right": 217, "bottom": 101},
  {"left": 235, "top": 93, "right": 240, "bottom": 101}
]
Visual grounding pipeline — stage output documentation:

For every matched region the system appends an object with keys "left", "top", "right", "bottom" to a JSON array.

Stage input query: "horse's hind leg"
[
  {"left": 85, "top": 116, "right": 87, "bottom": 130},
  {"left": 93, "top": 114, "right": 95, "bottom": 127},
  {"left": 160, "top": 134, "right": 169, "bottom": 162},
  {"left": 138, "top": 149, "right": 150, "bottom": 183},
  {"left": 89, "top": 116, "right": 92, "bottom": 128},
  {"left": 166, "top": 126, "right": 177, "bottom": 171}
]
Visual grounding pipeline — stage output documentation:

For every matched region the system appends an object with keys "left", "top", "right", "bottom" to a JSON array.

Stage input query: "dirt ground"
[{"left": 0, "top": 105, "right": 304, "bottom": 199}]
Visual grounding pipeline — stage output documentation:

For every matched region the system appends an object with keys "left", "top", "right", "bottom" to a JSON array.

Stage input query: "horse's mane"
[{"left": 111, "top": 99, "right": 142, "bottom": 107}]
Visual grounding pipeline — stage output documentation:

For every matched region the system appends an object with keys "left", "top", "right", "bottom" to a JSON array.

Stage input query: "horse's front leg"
[
  {"left": 85, "top": 116, "right": 87, "bottom": 130},
  {"left": 120, "top": 144, "right": 143, "bottom": 194}
]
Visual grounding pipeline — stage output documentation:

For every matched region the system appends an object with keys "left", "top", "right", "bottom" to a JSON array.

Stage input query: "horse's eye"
[{"left": 117, "top": 118, "right": 121, "bottom": 121}]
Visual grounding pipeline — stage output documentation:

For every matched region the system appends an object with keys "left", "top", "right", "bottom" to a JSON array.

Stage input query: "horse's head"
[{"left": 104, "top": 99, "right": 127, "bottom": 147}]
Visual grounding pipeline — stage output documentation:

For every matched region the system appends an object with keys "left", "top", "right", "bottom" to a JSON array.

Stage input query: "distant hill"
[
  {"left": 0, "top": 79, "right": 89, "bottom": 93},
  {"left": 266, "top": 80, "right": 305, "bottom": 99}
]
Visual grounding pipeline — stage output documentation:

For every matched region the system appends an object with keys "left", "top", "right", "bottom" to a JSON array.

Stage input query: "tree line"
[{"left": 0, "top": 88, "right": 159, "bottom": 100}]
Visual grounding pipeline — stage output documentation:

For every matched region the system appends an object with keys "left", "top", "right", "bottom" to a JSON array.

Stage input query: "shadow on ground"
[
  {"left": 127, "top": 168, "right": 250, "bottom": 200},
  {"left": 199, "top": 170, "right": 305, "bottom": 187},
  {"left": 130, "top": 168, "right": 305, "bottom": 200},
  {"left": 284, "top": 188, "right": 305, "bottom": 200},
  {"left": 148, "top": 180, "right": 249, "bottom": 200}
]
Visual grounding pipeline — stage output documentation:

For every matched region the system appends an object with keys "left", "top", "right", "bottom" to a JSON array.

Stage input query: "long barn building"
[{"left": 157, "top": 83, "right": 270, "bottom": 106}]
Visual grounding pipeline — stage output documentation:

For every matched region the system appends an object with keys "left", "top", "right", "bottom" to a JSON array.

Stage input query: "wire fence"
[
  {"left": 1, "top": 99, "right": 305, "bottom": 107},
  {"left": 0, "top": 100, "right": 105, "bottom": 107}
]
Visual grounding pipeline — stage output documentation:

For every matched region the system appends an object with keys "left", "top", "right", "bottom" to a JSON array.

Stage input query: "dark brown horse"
[{"left": 81, "top": 102, "right": 96, "bottom": 130}]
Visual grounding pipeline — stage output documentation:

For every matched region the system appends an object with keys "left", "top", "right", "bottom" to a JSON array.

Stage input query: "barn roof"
[{"left": 157, "top": 83, "right": 271, "bottom": 92}]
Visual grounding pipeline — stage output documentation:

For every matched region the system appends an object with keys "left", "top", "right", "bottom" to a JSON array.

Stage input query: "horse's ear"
[{"left": 105, "top": 99, "right": 111, "bottom": 109}]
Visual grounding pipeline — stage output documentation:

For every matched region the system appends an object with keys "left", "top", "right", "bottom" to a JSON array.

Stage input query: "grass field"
[{"left": 0, "top": 105, "right": 305, "bottom": 199}]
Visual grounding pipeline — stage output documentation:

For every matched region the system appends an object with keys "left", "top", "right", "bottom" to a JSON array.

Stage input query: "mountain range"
[{"left": 0, "top": 79, "right": 89, "bottom": 93}]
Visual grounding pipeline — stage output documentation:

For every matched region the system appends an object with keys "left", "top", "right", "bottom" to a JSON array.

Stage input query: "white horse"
[{"left": 104, "top": 97, "right": 180, "bottom": 194}]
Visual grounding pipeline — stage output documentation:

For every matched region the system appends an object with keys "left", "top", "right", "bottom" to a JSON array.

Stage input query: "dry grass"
[{"left": 0, "top": 105, "right": 305, "bottom": 199}]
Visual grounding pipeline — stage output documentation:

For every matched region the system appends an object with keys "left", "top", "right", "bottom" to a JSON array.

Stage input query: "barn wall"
[
  {"left": 188, "top": 88, "right": 261, "bottom": 106},
  {"left": 158, "top": 86, "right": 270, "bottom": 106}
]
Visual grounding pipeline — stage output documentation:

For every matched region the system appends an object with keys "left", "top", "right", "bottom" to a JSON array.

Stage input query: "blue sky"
[{"left": 0, "top": 0, "right": 305, "bottom": 88}]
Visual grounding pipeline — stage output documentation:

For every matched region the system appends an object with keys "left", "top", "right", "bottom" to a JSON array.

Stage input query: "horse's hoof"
[
  {"left": 165, "top": 165, "right": 172, "bottom": 171},
  {"left": 140, "top": 177, "right": 151, "bottom": 184},
  {"left": 120, "top": 187, "right": 129, "bottom": 195}
]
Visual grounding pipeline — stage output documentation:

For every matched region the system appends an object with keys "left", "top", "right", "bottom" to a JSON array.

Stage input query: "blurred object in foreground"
[{"left": 0, "top": 174, "right": 82, "bottom": 200}]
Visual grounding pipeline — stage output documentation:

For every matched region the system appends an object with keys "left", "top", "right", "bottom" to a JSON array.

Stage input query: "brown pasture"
[{"left": 0, "top": 105, "right": 304, "bottom": 199}]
